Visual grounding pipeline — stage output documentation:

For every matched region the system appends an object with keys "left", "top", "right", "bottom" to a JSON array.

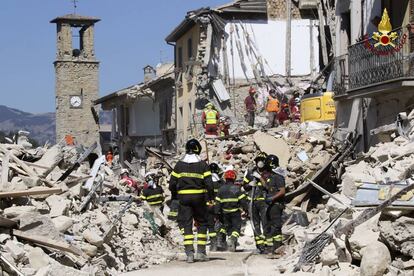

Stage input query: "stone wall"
[
  {"left": 55, "top": 61, "right": 99, "bottom": 146},
  {"left": 267, "top": 0, "right": 316, "bottom": 20}
]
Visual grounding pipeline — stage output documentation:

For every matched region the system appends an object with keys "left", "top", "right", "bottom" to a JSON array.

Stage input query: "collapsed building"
[{"left": 165, "top": 0, "right": 327, "bottom": 145}]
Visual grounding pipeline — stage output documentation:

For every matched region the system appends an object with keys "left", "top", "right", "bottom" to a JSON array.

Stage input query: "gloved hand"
[{"left": 265, "top": 196, "right": 274, "bottom": 205}]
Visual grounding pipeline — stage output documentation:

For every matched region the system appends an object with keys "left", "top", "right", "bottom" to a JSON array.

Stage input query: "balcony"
[{"left": 333, "top": 24, "right": 414, "bottom": 97}]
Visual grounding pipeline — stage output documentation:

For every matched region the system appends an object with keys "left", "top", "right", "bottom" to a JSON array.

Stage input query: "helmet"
[
  {"left": 294, "top": 98, "right": 300, "bottom": 104},
  {"left": 265, "top": 155, "right": 279, "bottom": 170},
  {"left": 120, "top": 168, "right": 129, "bottom": 175},
  {"left": 249, "top": 87, "right": 256, "bottom": 94},
  {"left": 145, "top": 171, "right": 155, "bottom": 179},
  {"left": 209, "top": 163, "right": 220, "bottom": 174},
  {"left": 255, "top": 152, "right": 267, "bottom": 169},
  {"left": 254, "top": 152, "right": 267, "bottom": 163},
  {"left": 269, "top": 89, "right": 276, "bottom": 95},
  {"left": 185, "top": 139, "right": 202, "bottom": 155},
  {"left": 205, "top": 102, "right": 213, "bottom": 108},
  {"left": 224, "top": 170, "right": 237, "bottom": 180}
]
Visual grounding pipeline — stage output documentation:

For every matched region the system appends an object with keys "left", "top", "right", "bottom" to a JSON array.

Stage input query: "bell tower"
[{"left": 51, "top": 14, "right": 100, "bottom": 146}]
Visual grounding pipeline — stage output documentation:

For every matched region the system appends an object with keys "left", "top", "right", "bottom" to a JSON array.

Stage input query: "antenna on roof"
[{"left": 71, "top": 0, "right": 78, "bottom": 14}]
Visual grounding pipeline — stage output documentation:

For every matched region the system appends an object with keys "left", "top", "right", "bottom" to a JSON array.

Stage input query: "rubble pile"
[
  {"left": 194, "top": 122, "right": 335, "bottom": 193},
  {"left": 0, "top": 142, "right": 179, "bottom": 276},
  {"left": 268, "top": 132, "right": 414, "bottom": 275}
]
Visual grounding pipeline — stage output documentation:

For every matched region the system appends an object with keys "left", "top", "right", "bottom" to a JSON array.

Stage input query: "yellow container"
[{"left": 300, "top": 92, "right": 336, "bottom": 123}]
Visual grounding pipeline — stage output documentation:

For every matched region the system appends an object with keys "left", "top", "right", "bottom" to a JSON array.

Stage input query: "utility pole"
[{"left": 285, "top": 0, "right": 292, "bottom": 77}]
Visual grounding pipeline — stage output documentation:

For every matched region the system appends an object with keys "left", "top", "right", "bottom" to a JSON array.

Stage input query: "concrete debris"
[
  {"left": 0, "top": 110, "right": 413, "bottom": 275},
  {"left": 0, "top": 141, "right": 178, "bottom": 274},
  {"left": 379, "top": 216, "right": 414, "bottom": 258},
  {"left": 360, "top": 241, "right": 391, "bottom": 276}
]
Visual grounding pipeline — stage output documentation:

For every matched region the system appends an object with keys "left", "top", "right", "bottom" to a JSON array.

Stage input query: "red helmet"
[{"left": 224, "top": 170, "right": 237, "bottom": 180}]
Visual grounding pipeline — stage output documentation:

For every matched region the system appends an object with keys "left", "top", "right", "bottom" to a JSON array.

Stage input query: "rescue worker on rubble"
[
  {"left": 141, "top": 172, "right": 165, "bottom": 212},
  {"left": 242, "top": 152, "right": 270, "bottom": 253},
  {"left": 206, "top": 163, "right": 225, "bottom": 251},
  {"left": 169, "top": 139, "right": 213, "bottom": 263},
  {"left": 218, "top": 116, "right": 231, "bottom": 137},
  {"left": 277, "top": 103, "right": 290, "bottom": 125},
  {"left": 202, "top": 102, "right": 220, "bottom": 136},
  {"left": 119, "top": 168, "right": 140, "bottom": 194},
  {"left": 290, "top": 98, "right": 301, "bottom": 122},
  {"left": 266, "top": 89, "right": 280, "bottom": 128},
  {"left": 263, "top": 154, "right": 286, "bottom": 255},
  {"left": 244, "top": 87, "right": 257, "bottom": 127},
  {"left": 215, "top": 169, "right": 248, "bottom": 252}
]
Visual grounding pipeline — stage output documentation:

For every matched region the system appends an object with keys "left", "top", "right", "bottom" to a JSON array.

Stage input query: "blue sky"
[{"left": 0, "top": 0, "right": 227, "bottom": 113}]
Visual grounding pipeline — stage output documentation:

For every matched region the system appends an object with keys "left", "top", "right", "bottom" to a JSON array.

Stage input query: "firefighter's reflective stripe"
[
  {"left": 208, "top": 232, "right": 217, "bottom": 237},
  {"left": 178, "top": 189, "right": 207, "bottom": 195},
  {"left": 238, "top": 194, "right": 246, "bottom": 200},
  {"left": 231, "top": 231, "right": 240, "bottom": 238},
  {"left": 205, "top": 110, "right": 218, "bottom": 124},
  {"left": 197, "top": 240, "right": 207, "bottom": 245},
  {"left": 197, "top": 234, "right": 207, "bottom": 238},
  {"left": 183, "top": 240, "right": 194, "bottom": 245},
  {"left": 171, "top": 172, "right": 210, "bottom": 179},
  {"left": 247, "top": 196, "right": 265, "bottom": 201},
  {"left": 168, "top": 211, "right": 178, "bottom": 216},
  {"left": 222, "top": 208, "right": 240, "bottom": 213},
  {"left": 273, "top": 235, "right": 283, "bottom": 241}
]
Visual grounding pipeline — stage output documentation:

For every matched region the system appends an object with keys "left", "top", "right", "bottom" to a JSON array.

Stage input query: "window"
[
  {"left": 187, "top": 38, "right": 193, "bottom": 58},
  {"left": 177, "top": 47, "right": 183, "bottom": 68}
]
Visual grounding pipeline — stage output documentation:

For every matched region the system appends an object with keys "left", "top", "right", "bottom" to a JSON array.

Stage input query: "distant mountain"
[
  {"left": 0, "top": 105, "right": 113, "bottom": 145},
  {"left": 0, "top": 105, "right": 55, "bottom": 144}
]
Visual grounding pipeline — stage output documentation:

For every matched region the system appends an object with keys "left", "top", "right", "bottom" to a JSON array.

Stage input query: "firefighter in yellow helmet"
[{"left": 202, "top": 102, "right": 219, "bottom": 136}]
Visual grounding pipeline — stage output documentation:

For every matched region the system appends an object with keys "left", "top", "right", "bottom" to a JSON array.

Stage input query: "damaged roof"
[
  {"left": 50, "top": 14, "right": 100, "bottom": 24},
  {"left": 94, "top": 69, "right": 174, "bottom": 109},
  {"left": 165, "top": 0, "right": 267, "bottom": 43}
]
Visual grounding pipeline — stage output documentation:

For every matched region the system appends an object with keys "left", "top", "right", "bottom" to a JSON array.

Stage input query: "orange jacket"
[{"left": 266, "top": 96, "right": 280, "bottom": 112}]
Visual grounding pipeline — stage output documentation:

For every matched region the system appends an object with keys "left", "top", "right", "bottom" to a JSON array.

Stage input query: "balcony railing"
[{"left": 348, "top": 25, "right": 411, "bottom": 90}]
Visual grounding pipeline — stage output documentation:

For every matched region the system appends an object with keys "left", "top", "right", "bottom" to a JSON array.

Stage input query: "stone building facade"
[{"left": 51, "top": 14, "right": 100, "bottom": 147}]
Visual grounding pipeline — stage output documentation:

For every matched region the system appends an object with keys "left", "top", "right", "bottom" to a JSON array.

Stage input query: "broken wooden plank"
[
  {"left": 56, "top": 142, "right": 98, "bottom": 183},
  {"left": 7, "top": 152, "right": 38, "bottom": 178},
  {"left": 0, "top": 215, "right": 18, "bottom": 228},
  {"left": 1, "top": 152, "right": 10, "bottom": 187},
  {"left": 145, "top": 147, "right": 173, "bottom": 171},
  {"left": 308, "top": 179, "right": 351, "bottom": 208},
  {"left": 84, "top": 155, "right": 105, "bottom": 190},
  {"left": 370, "top": 123, "right": 396, "bottom": 135},
  {"left": 0, "top": 187, "right": 62, "bottom": 198},
  {"left": 13, "top": 230, "right": 86, "bottom": 257}
]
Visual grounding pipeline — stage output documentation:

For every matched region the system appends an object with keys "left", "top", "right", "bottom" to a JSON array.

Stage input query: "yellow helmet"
[{"left": 205, "top": 102, "right": 213, "bottom": 108}]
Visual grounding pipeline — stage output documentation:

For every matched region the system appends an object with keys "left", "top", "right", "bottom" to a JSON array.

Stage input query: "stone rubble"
[
  {"left": 0, "top": 141, "right": 180, "bottom": 275},
  {"left": 1, "top": 116, "right": 414, "bottom": 275}
]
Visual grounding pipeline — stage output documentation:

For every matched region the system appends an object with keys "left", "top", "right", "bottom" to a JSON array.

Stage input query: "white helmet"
[
  {"left": 120, "top": 168, "right": 129, "bottom": 175},
  {"left": 294, "top": 98, "right": 300, "bottom": 104}
]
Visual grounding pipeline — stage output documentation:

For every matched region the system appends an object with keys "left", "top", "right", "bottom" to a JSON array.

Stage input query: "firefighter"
[
  {"left": 207, "top": 163, "right": 224, "bottom": 251},
  {"left": 266, "top": 89, "right": 280, "bottom": 128},
  {"left": 216, "top": 170, "right": 248, "bottom": 252},
  {"left": 169, "top": 139, "right": 213, "bottom": 263},
  {"left": 242, "top": 152, "right": 270, "bottom": 254},
  {"left": 141, "top": 172, "right": 165, "bottom": 212},
  {"left": 263, "top": 154, "right": 286, "bottom": 255},
  {"left": 202, "top": 102, "right": 219, "bottom": 136}
]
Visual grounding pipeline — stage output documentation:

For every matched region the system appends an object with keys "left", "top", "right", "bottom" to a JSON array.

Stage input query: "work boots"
[
  {"left": 267, "top": 241, "right": 282, "bottom": 257},
  {"left": 186, "top": 252, "right": 195, "bottom": 263},
  {"left": 209, "top": 237, "right": 218, "bottom": 252},
  {"left": 227, "top": 237, "right": 237, "bottom": 252},
  {"left": 217, "top": 234, "right": 227, "bottom": 251}
]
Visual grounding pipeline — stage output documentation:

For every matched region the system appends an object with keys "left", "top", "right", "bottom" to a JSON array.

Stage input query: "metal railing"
[{"left": 348, "top": 25, "right": 411, "bottom": 90}]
